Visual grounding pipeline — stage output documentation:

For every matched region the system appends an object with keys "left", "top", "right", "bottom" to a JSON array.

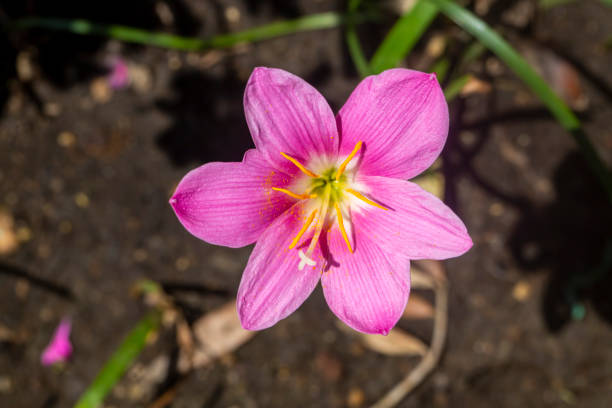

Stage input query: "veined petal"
[
  {"left": 237, "top": 202, "right": 323, "bottom": 330},
  {"left": 244, "top": 67, "right": 339, "bottom": 172},
  {"left": 170, "top": 149, "right": 294, "bottom": 248},
  {"left": 321, "top": 227, "right": 410, "bottom": 335},
  {"left": 354, "top": 176, "right": 473, "bottom": 260},
  {"left": 336, "top": 69, "right": 448, "bottom": 179}
]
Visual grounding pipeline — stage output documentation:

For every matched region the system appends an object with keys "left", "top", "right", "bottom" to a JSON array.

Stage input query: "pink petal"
[
  {"left": 337, "top": 69, "right": 448, "bottom": 179},
  {"left": 354, "top": 175, "right": 473, "bottom": 260},
  {"left": 321, "top": 227, "right": 410, "bottom": 335},
  {"left": 244, "top": 67, "right": 339, "bottom": 172},
  {"left": 41, "top": 318, "right": 72, "bottom": 365},
  {"left": 237, "top": 201, "right": 323, "bottom": 330},
  {"left": 170, "top": 149, "right": 295, "bottom": 248}
]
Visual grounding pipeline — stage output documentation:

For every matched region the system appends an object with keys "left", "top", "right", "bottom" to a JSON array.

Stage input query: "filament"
[{"left": 335, "top": 141, "right": 362, "bottom": 181}]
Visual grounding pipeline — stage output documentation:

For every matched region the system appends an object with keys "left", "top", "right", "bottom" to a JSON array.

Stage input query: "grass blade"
[
  {"left": 13, "top": 12, "right": 345, "bottom": 51},
  {"left": 74, "top": 312, "right": 161, "bottom": 408},
  {"left": 369, "top": 1, "right": 438, "bottom": 74},
  {"left": 345, "top": 0, "right": 372, "bottom": 77},
  {"left": 428, "top": 0, "right": 612, "bottom": 203}
]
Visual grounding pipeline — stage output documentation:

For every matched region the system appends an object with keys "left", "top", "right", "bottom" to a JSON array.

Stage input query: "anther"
[
  {"left": 280, "top": 152, "right": 320, "bottom": 178},
  {"left": 345, "top": 188, "right": 389, "bottom": 211},
  {"left": 289, "top": 209, "right": 317, "bottom": 250},
  {"left": 272, "top": 187, "right": 315, "bottom": 201},
  {"left": 336, "top": 141, "right": 362, "bottom": 181},
  {"left": 335, "top": 203, "right": 353, "bottom": 253}
]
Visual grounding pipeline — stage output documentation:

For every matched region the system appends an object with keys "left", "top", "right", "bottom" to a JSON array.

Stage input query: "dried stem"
[{"left": 370, "top": 266, "right": 449, "bottom": 408}]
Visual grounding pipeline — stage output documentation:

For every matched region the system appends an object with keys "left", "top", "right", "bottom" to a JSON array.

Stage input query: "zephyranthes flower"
[{"left": 170, "top": 67, "right": 472, "bottom": 334}]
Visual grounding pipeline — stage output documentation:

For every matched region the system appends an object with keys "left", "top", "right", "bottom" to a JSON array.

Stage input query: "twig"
[{"left": 370, "top": 265, "right": 449, "bottom": 408}]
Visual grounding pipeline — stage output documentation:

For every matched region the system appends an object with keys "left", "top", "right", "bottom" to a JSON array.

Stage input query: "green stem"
[
  {"left": 369, "top": 0, "right": 439, "bottom": 74},
  {"left": 74, "top": 312, "right": 161, "bottom": 408},
  {"left": 12, "top": 12, "right": 349, "bottom": 51},
  {"left": 345, "top": 0, "right": 371, "bottom": 77}
]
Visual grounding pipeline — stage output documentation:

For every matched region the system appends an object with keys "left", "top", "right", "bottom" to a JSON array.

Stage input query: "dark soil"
[{"left": 1, "top": 0, "right": 611, "bottom": 407}]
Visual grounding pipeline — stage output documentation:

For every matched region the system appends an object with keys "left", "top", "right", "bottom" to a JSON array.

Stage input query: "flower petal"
[
  {"left": 237, "top": 202, "right": 323, "bottom": 330},
  {"left": 337, "top": 69, "right": 448, "bottom": 179},
  {"left": 354, "top": 175, "right": 473, "bottom": 260},
  {"left": 321, "top": 227, "right": 410, "bottom": 335},
  {"left": 41, "top": 318, "right": 72, "bottom": 365},
  {"left": 244, "top": 67, "right": 339, "bottom": 172},
  {"left": 170, "top": 149, "right": 295, "bottom": 248}
]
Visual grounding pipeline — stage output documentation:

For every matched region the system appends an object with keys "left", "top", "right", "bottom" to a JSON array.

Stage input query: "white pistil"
[{"left": 298, "top": 250, "right": 316, "bottom": 270}]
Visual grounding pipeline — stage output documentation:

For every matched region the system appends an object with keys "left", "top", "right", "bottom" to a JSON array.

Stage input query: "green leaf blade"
[
  {"left": 369, "top": 1, "right": 439, "bottom": 74},
  {"left": 74, "top": 312, "right": 161, "bottom": 408}
]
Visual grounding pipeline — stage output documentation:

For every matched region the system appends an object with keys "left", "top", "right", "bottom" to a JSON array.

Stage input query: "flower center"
[{"left": 272, "top": 141, "right": 388, "bottom": 270}]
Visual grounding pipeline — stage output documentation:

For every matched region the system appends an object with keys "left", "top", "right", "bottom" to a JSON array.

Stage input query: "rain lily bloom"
[
  {"left": 170, "top": 67, "right": 472, "bottom": 334},
  {"left": 41, "top": 318, "right": 72, "bottom": 365}
]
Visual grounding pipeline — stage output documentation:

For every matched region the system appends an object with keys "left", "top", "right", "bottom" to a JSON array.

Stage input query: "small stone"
[
  {"left": 168, "top": 54, "right": 182, "bottom": 70},
  {"left": 0, "top": 376, "right": 12, "bottom": 393},
  {"left": 225, "top": 6, "right": 241, "bottom": 24},
  {"left": 512, "top": 280, "right": 531, "bottom": 302},
  {"left": 347, "top": 387, "right": 365, "bottom": 408},
  {"left": 90, "top": 77, "right": 111, "bottom": 103},
  {"left": 129, "top": 64, "right": 152, "bottom": 93},
  {"left": 488, "top": 202, "right": 504, "bottom": 217},
  {"left": 37, "top": 243, "right": 51, "bottom": 259},
  {"left": 175, "top": 256, "right": 191, "bottom": 271},
  {"left": 43, "top": 102, "right": 62, "bottom": 117},
  {"left": 15, "top": 279, "right": 30, "bottom": 300},
  {"left": 425, "top": 34, "right": 446, "bottom": 59},
  {"left": 16, "top": 51, "right": 34, "bottom": 81},
  {"left": 59, "top": 221, "right": 72, "bottom": 234},
  {"left": 57, "top": 131, "right": 76, "bottom": 148},
  {"left": 133, "top": 248, "right": 148, "bottom": 262},
  {"left": 0, "top": 211, "right": 18, "bottom": 255},
  {"left": 16, "top": 226, "right": 32, "bottom": 242},
  {"left": 74, "top": 192, "right": 90, "bottom": 208},
  {"left": 459, "top": 131, "right": 477, "bottom": 148}
]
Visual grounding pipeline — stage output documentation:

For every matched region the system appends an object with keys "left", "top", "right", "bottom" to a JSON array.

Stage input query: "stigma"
[{"left": 272, "top": 141, "right": 388, "bottom": 270}]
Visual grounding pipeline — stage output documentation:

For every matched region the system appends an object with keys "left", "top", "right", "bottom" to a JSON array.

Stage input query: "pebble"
[
  {"left": 225, "top": 6, "right": 241, "bottom": 24},
  {"left": 0, "top": 211, "right": 18, "bottom": 255},
  {"left": 347, "top": 387, "right": 365, "bottom": 408},
  {"left": 90, "top": 77, "right": 111, "bottom": 103},
  {"left": 512, "top": 280, "right": 531, "bottom": 302},
  {"left": 175, "top": 256, "right": 191, "bottom": 271},
  {"left": 15, "top": 279, "right": 30, "bottom": 300},
  {"left": 57, "top": 131, "right": 76, "bottom": 148},
  {"left": 74, "top": 192, "right": 90, "bottom": 208}
]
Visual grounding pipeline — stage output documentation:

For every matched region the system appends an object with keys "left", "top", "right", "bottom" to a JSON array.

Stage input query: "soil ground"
[{"left": 1, "top": 1, "right": 611, "bottom": 407}]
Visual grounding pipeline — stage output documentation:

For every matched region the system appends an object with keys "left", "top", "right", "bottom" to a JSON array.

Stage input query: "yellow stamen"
[
  {"left": 335, "top": 141, "right": 363, "bottom": 180},
  {"left": 280, "top": 152, "right": 320, "bottom": 178},
  {"left": 346, "top": 188, "right": 389, "bottom": 211},
  {"left": 334, "top": 203, "right": 353, "bottom": 253},
  {"left": 288, "top": 209, "right": 317, "bottom": 250},
  {"left": 272, "top": 187, "right": 315, "bottom": 200}
]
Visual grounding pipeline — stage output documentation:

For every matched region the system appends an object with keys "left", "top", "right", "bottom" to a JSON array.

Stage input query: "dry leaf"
[
  {"left": 521, "top": 44, "right": 588, "bottom": 111},
  {"left": 359, "top": 329, "right": 427, "bottom": 356},
  {"left": 179, "top": 300, "right": 255, "bottom": 372},
  {"left": 403, "top": 294, "right": 434, "bottom": 320}
]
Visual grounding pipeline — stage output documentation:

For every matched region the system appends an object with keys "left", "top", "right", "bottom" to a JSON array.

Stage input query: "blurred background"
[{"left": 0, "top": 0, "right": 611, "bottom": 407}]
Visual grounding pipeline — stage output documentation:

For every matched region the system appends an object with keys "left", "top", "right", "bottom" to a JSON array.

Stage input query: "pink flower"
[
  {"left": 170, "top": 67, "right": 472, "bottom": 334},
  {"left": 107, "top": 58, "right": 129, "bottom": 90},
  {"left": 41, "top": 318, "right": 72, "bottom": 365}
]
